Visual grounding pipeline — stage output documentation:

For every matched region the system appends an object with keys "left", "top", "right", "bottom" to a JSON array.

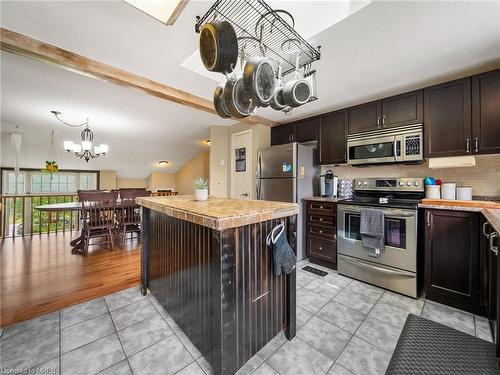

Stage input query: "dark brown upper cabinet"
[
  {"left": 271, "top": 118, "right": 318, "bottom": 145},
  {"left": 319, "top": 110, "right": 348, "bottom": 164},
  {"left": 472, "top": 69, "right": 500, "bottom": 155},
  {"left": 382, "top": 90, "right": 423, "bottom": 129},
  {"left": 294, "top": 118, "right": 318, "bottom": 143},
  {"left": 424, "top": 77, "right": 472, "bottom": 158},
  {"left": 271, "top": 123, "right": 295, "bottom": 145},
  {"left": 348, "top": 100, "right": 382, "bottom": 134},
  {"left": 424, "top": 209, "right": 480, "bottom": 314}
]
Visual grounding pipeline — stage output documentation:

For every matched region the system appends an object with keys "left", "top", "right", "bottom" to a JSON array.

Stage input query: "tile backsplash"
[{"left": 321, "top": 154, "right": 500, "bottom": 197}]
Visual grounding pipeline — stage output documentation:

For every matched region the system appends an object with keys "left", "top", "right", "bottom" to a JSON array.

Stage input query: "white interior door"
[{"left": 231, "top": 130, "right": 253, "bottom": 199}]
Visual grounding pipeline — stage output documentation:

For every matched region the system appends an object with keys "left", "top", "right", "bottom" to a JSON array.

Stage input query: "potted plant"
[{"left": 193, "top": 177, "right": 209, "bottom": 201}]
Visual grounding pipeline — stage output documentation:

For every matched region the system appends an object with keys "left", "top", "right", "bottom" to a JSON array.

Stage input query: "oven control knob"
[
  {"left": 363, "top": 181, "right": 368, "bottom": 186},
  {"left": 406, "top": 181, "right": 412, "bottom": 186},
  {"left": 357, "top": 181, "right": 362, "bottom": 186},
  {"left": 399, "top": 181, "right": 404, "bottom": 186},
  {"left": 414, "top": 181, "right": 419, "bottom": 186}
]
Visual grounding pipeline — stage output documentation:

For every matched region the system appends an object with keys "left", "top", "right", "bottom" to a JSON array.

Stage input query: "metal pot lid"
[
  {"left": 292, "top": 80, "right": 312, "bottom": 104},
  {"left": 254, "top": 60, "right": 276, "bottom": 103}
]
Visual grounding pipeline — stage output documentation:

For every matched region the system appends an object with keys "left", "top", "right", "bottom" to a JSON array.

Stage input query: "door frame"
[{"left": 230, "top": 129, "right": 253, "bottom": 199}]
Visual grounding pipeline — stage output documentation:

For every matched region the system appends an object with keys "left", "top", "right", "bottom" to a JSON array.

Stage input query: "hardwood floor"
[{"left": 0, "top": 231, "right": 141, "bottom": 327}]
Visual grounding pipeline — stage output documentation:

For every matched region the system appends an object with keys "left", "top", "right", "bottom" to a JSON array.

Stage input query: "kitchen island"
[{"left": 136, "top": 196, "right": 299, "bottom": 375}]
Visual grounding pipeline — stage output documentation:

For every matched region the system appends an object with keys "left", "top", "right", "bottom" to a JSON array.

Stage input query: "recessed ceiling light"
[
  {"left": 123, "top": 0, "right": 189, "bottom": 25},
  {"left": 157, "top": 160, "right": 169, "bottom": 167}
]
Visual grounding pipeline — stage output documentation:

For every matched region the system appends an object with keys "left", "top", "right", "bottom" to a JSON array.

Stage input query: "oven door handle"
[
  {"left": 339, "top": 208, "right": 416, "bottom": 218},
  {"left": 340, "top": 256, "right": 415, "bottom": 277}
]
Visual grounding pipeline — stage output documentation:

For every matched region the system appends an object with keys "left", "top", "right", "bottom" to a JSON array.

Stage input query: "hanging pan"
[
  {"left": 242, "top": 26, "right": 276, "bottom": 107},
  {"left": 224, "top": 77, "right": 256, "bottom": 119},
  {"left": 270, "top": 63, "right": 287, "bottom": 111},
  {"left": 243, "top": 56, "right": 276, "bottom": 107},
  {"left": 199, "top": 20, "right": 238, "bottom": 74},
  {"left": 213, "top": 83, "right": 231, "bottom": 118},
  {"left": 282, "top": 53, "right": 312, "bottom": 108}
]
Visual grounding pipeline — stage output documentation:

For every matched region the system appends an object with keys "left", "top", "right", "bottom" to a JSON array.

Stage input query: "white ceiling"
[{"left": 1, "top": 0, "right": 500, "bottom": 177}]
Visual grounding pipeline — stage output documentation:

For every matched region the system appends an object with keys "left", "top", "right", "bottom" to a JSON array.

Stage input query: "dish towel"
[
  {"left": 266, "top": 223, "right": 296, "bottom": 276},
  {"left": 360, "top": 208, "right": 385, "bottom": 250}
]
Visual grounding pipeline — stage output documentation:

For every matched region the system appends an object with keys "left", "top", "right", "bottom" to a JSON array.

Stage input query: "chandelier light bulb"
[
  {"left": 94, "top": 146, "right": 101, "bottom": 155},
  {"left": 82, "top": 141, "right": 92, "bottom": 151},
  {"left": 72, "top": 144, "right": 82, "bottom": 153},
  {"left": 63, "top": 141, "right": 74, "bottom": 152},
  {"left": 99, "top": 144, "right": 109, "bottom": 154}
]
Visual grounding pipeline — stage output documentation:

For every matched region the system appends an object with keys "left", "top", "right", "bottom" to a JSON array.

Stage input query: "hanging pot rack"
[{"left": 195, "top": 0, "right": 321, "bottom": 78}]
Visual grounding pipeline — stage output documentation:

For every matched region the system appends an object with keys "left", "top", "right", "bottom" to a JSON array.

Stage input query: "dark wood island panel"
[{"left": 140, "top": 203, "right": 297, "bottom": 375}]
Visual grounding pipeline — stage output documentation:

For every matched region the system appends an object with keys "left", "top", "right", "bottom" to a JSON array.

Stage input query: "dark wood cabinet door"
[
  {"left": 381, "top": 90, "right": 423, "bottom": 128},
  {"left": 348, "top": 100, "right": 382, "bottom": 134},
  {"left": 294, "top": 118, "right": 318, "bottom": 143},
  {"left": 424, "top": 209, "right": 480, "bottom": 313},
  {"left": 472, "top": 69, "right": 500, "bottom": 155},
  {"left": 424, "top": 78, "right": 472, "bottom": 158},
  {"left": 308, "top": 237, "right": 336, "bottom": 263},
  {"left": 319, "top": 110, "right": 347, "bottom": 164},
  {"left": 271, "top": 124, "right": 294, "bottom": 145}
]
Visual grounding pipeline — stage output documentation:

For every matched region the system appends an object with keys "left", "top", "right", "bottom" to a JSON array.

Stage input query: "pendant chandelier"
[{"left": 51, "top": 111, "right": 109, "bottom": 163}]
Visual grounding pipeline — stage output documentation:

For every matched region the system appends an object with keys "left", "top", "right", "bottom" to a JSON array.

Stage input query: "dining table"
[{"left": 35, "top": 200, "right": 123, "bottom": 255}]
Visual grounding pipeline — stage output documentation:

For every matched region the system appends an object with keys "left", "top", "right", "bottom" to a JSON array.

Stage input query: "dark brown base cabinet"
[
  {"left": 305, "top": 200, "right": 337, "bottom": 269},
  {"left": 141, "top": 208, "right": 296, "bottom": 375},
  {"left": 424, "top": 209, "right": 484, "bottom": 314}
]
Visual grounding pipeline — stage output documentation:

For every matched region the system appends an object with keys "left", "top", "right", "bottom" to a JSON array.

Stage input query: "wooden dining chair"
[
  {"left": 116, "top": 189, "right": 151, "bottom": 248},
  {"left": 78, "top": 190, "right": 118, "bottom": 256}
]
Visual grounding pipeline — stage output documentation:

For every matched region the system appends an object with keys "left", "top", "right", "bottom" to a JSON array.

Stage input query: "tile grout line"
[
  {"left": 147, "top": 294, "right": 205, "bottom": 371},
  {"left": 102, "top": 293, "right": 131, "bottom": 375}
]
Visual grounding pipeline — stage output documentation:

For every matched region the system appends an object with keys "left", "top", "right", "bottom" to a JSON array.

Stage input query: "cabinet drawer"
[
  {"left": 309, "top": 214, "right": 335, "bottom": 226},
  {"left": 308, "top": 202, "right": 336, "bottom": 216},
  {"left": 309, "top": 225, "right": 336, "bottom": 241},
  {"left": 308, "top": 237, "right": 336, "bottom": 262}
]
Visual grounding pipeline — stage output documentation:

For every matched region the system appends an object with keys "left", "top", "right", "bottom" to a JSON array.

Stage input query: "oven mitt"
[{"left": 266, "top": 223, "right": 296, "bottom": 276}]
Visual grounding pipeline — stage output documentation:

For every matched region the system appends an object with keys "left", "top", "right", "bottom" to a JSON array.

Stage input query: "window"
[
  {"left": 5, "top": 172, "right": 26, "bottom": 194},
  {"left": 1, "top": 170, "right": 98, "bottom": 195},
  {"left": 31, "top": 173, "right": 77, "bottom": 193},
  {"left": 80, "top": 174, "right": 97, "bottom": 190}
]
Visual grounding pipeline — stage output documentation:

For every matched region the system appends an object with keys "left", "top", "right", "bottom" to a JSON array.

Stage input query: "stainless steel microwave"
[{"left": 347, "top": 124, "right": 423, "bottom": 165}]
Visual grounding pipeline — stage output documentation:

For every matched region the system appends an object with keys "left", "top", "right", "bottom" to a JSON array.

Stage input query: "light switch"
[
  {"left": 220, "top": 159, "right": 225, "bottom": 166},
  {"left": 300, "top": 166, "right": 305, "bottom": 178}
]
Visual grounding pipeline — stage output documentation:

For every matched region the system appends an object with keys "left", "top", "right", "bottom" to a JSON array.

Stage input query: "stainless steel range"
[{"left": 337, "top": 177, "right": 424, "bottom": 298}]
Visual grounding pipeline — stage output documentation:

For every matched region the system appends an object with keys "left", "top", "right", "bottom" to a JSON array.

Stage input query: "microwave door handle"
[{"left": 394, "top": 137, "right": 402, "bottom": 162}]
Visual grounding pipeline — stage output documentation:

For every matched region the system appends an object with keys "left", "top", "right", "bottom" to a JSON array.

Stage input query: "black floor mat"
[
  {"left": 387, "top": 314, "right": 499, "bottom": 375},
  {"left": 302, "top": 265, "right": 328, "bottom": 277}
]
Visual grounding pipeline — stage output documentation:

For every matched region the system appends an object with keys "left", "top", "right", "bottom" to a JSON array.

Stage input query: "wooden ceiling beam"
[{"left": 0, "top": 27, "right": 280, "bottom": 127}]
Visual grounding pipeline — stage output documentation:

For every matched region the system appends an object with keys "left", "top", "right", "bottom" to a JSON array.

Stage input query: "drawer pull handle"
[
  {"left": 318, "top": 247, "right": 323, "bottom": 250},
  {"left": 319, "top": 218, "right": 323, "bottom": 221},
  {"left": 319, "top": 205, "right": 323, "bottom": 209},
  {"left": 319, "top": 230, "right": 323, "bottom": 234}
]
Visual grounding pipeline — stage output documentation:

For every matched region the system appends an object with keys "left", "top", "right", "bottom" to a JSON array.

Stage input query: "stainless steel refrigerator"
[{"left": 256, "top": 142, "right": 319, "bottom": 260}]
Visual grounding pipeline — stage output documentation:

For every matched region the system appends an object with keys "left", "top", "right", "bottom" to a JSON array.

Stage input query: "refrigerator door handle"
[{"left": 256, "top": 152, "right": 262, "bottom": 200}]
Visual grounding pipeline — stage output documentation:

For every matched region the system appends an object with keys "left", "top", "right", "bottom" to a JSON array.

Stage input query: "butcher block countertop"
[
  {"left": 483, "top": 209, "right": 500, "bottom": 233},
  {"left": 136, "top": 195, "right": 299, "bottom": 230},
  {"left": 419, "top": 198, "right": 500, "bottom": 212}
]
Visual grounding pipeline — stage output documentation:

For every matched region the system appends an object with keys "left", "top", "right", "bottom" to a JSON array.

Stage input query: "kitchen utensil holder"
[{"left": 195, "top": 0, "right": 321, "bottom": 78}]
